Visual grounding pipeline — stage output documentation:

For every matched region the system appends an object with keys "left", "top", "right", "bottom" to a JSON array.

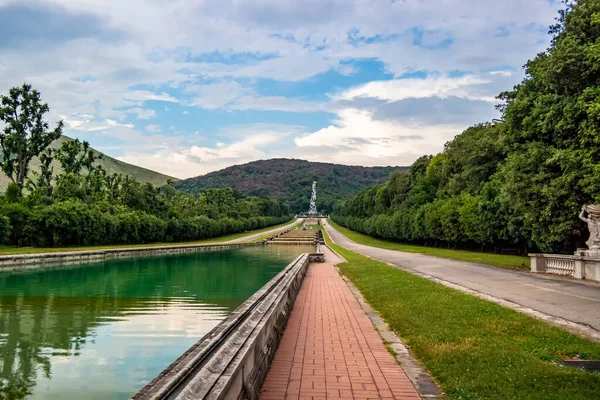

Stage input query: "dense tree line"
[
  {"left": 334, "top": 0, "right": 600, "bottom": 254},
  {"left": 0, "top": 84, "right": 290, "bottom": 248}
]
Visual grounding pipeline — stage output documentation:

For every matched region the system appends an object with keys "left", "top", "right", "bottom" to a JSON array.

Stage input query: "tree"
[
  {"left": 55, "top": 139, "right": 100, "bottom": 175},
  {"left": 0, "top": 84, "right": 63, "bottom": 192},
  {"left": 27, "top": 148, "right": 54, "bottom": 199},
  {"left": 495, "top": 0, "right": 600, "bottom": 251}
]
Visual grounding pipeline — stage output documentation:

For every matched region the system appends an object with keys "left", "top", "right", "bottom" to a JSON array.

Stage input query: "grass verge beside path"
[
  {"left": 0, "top": 219, "right": 296, "bottom": 255},
  {"left": 328, "top": 219, "right": 529, "bottom": 270},
  {"left": 321, "top": 226, "right": 600, "bottom": 400}
]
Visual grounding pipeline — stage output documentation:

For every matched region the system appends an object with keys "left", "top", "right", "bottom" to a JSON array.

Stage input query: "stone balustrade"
[{"left": 529, "top": 253, "right": 600, "bottom": 282}]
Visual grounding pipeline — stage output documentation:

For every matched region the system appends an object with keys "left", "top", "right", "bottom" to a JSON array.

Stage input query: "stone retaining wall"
[
  {"left": 132, "top": 252, "right": 315, "bottom": 400},
  {"left": 0, "top": 242, "right": 260, "bottom": 272}
]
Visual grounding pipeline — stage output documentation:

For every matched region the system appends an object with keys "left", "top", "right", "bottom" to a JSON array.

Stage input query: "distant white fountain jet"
[{"left": 308, "top": 181, "right": 318, "bottom": 217}]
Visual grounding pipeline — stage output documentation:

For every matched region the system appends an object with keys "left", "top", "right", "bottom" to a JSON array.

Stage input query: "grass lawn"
[
  {"left": 0, "top": 219, "right": 297, "bottom": 255},
  {"left": 321, "top": 227, "right": 600, "bottom": 399},
  {"left": 328, "top": 219, "right": 529, "bottom": 270}
]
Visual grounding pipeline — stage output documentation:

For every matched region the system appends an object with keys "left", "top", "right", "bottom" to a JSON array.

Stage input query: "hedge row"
[{"left": 0, "top": 200, "right": 291, "bottom": 247}]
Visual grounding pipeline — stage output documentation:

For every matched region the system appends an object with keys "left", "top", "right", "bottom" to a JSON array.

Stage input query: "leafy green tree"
[
  {"left": 0, "top": 84, "right": 63, "bottom": 192},
  {"left": 27, "top": 148, "right": 54, "bottom": 199},
  {"left": 496, "top": 0, "right": 600, "bottom": 251},
  {"left": 4, "top": 183, "right": 22, "bottom": 203},
  {"left": 105, "top": 173, "right": 123, "bottom": 202},
  {"left": 55, "top": 139, "right": 100, "bottom": 175}
]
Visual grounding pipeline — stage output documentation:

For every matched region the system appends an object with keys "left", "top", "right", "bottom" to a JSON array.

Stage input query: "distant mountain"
[
  {"left": 0, "top": 135, "right": 177, "bottom": 191},
  {"left": 174, "top": 158, "right": 407, "bottom": 213}
]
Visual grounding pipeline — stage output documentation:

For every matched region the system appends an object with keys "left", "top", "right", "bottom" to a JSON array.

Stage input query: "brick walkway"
[{"left": 260, "top": 248, "right": 421, "bottom": 400}]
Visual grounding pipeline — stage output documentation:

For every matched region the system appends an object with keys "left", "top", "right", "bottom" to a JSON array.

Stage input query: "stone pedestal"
[
  {"left": 530, "top": 254, "right": 547, "bottom": 273},
  {"left": 574, "top": 249, "right": 600, "bottom": 281},
  {"left": 575, "top": 249, "right": 600, "bottom": 257},
  {"left": 584, "top": 259, "right": 600, "bottom": 282},
  {"left": 574, "top": 258, "right": 585, "bottom": 279}
]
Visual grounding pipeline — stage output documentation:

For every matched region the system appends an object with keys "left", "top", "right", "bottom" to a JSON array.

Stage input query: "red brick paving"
[{"left": 260, "top": 248, "right": 421, "bottom": 400}]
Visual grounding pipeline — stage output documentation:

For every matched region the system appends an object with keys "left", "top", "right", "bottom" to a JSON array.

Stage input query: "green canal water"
[{"left": 0, "top": 245, "right": 314, "bottom": 399}]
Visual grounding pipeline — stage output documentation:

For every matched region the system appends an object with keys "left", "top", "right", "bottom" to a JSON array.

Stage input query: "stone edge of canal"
[
  {"left": 131, "top": 250, "right": 325, "bottom": 400},
  {"left": 0, "top": 242, "right": 262, "bottom": 272}
]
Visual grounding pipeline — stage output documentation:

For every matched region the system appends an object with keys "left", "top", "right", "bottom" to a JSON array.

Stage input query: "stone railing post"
[
  {"left": 574, "top": 257, "right": 585, "bottom": 279},
  {"left": 529, "top": 254, "right": 546, "bottom": 273}
]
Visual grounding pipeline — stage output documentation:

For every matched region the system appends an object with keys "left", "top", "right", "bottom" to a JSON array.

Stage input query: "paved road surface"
[
  {"left": 225, "top": 219, "right": 300, "bottom": 244},
  {"left": 323, "top": 219, "right": 600, "bottom": 333}
]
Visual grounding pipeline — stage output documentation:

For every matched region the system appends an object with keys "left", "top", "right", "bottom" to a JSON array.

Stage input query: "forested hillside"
[
  {"left": 333, "top": 0, "right": 600, "bottom": 254},
  {"left": 175, "top": 159, "right": 405, "bottom": 213}
]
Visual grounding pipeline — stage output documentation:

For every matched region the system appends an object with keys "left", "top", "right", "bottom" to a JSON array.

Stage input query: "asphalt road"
[
  {"left": 224, "top": 219, "right": 301, "bottom": 244},
  {"left": 322, "top": 219, "right": 600, "bottom": 334}
]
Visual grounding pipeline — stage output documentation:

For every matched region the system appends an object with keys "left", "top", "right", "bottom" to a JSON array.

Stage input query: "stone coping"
[
  {"left": 528, "top": 253, "right": 578, "bottom": 258},
  {"left": 0, "top": 242, "right": 261, "bottom": 270},
  {"left": 529, "top": 253, "right": 600, "bottom": 262},
  {"left": 266, "top": 241, "right": 317, "bottom": 245},
  {"left": 132, "top": 252, "right": 312, "bottom": 400}
]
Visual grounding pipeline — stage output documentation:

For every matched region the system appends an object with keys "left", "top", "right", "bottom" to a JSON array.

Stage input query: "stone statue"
[{"left": 579, "top": 205, "right": 600, "bottom": 250}]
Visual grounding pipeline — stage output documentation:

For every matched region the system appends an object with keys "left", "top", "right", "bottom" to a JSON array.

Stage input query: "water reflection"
[{"left": 0, "top": 245, "right": 314, "bottom": 399}]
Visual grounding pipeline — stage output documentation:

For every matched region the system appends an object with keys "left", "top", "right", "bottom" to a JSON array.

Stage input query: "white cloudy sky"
[{"left": 0, "top": 0, "right": 560, "bottom": 178}]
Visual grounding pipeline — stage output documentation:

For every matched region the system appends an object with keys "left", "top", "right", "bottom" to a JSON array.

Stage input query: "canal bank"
[{"left": 0, "top": 242, "right": 260, "bottom": 271}]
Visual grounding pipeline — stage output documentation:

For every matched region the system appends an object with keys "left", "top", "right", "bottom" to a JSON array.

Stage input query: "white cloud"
[
  {"left": 188, "top": 81, "right": 249, "bottom": 109},
  {"left": 337, "top": 74, "right": 497, "bottom": 103},
  {"left": 187, "top": 81, "right": 323, "bottom": 111},
  {"left": 115, "top": 124, "right": 302, "bottom": 177},
  {"left": 0, "top": 0, "right": 559, "bottom": 107},
  {"left": 145, "top": 124, "right": 161, "bottom": 133},
  {"left": 126, "top": 91, "right": 178, "bottom": 103},
  {"left": 490, "top": 70, "right": 513, "bottom": 77},
  {"left": 117, "top": 133, "right": 281, "bottom": 178},
  {"left": 62, "top": 115, "right": 134, "bottom": 131},
  {"left": 293, "top": 108, "right": 460, "bottom": 166},
  {"left": 286, "top": 72, "right": 506, "bottom": 165},
  {"left": 182, "top": 111, "right": 189, "bottom": 114},
  {"left": 234, "top": 95, "right": 323, "bottom": 112},
  {"left": 127, "top": 108, "right": 156, "bottom": 119}
]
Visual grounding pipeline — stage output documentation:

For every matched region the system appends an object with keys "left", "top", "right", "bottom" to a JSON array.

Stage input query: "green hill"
[
  {"left": 174, "top": 158, "right": 406, "bottom": 213},
  {"left": 0, "top": 135, "right": 176, "bottom": 191}
]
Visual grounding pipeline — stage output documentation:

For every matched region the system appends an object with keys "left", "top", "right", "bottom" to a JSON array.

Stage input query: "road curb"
[{"left": 340, "top": 272, "right": 444, "bottom": 399}]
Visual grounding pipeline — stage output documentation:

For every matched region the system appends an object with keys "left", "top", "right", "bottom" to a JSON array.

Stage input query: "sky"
[{"left": 0, "top": 0, "right": 561, "bottom": 179}]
